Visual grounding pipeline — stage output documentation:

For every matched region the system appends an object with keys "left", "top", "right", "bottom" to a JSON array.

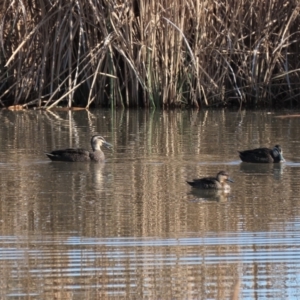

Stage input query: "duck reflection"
[
  {"left": 48, "top": 161, "right": 105, "bottom": 192},
  {"left": 188, "top": 189, "right": 231, "bottom": 202},
  {"left": 239, "top": 162, "right": 285, "bottom": 180}
]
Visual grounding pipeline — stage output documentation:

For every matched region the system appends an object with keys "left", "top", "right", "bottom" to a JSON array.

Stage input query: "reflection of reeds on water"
[{"left": 0, "top": 109, "right": 299, "bottom": 299}]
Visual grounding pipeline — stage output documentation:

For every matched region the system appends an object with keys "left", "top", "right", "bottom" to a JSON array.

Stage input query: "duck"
[
  {"left": 238, "top": 145, "right": 285, "bottom": 163},
  {"left": 45, "top": 135, "right": 112, "bottom": 162},
  {"left": 187, "top": 171, "right": 234, "bottom": 190}
]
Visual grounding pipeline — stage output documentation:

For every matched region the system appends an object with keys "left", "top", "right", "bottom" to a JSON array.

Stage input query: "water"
[{"left": 0, "top": 109, "right": 300, "bottom": 299}]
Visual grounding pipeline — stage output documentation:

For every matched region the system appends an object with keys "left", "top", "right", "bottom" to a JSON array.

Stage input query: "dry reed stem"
[{"left": 0, "top": 0, "right": 300, "bottom": 108}]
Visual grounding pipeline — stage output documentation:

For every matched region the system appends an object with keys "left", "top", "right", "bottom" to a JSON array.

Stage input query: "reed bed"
[{"left": 0, "top": 0, "right": 300, "bottom": 109}]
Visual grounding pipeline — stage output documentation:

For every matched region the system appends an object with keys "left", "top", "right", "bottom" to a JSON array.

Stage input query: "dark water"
[{"left": 0, "top": 109, "right": 300, "bottom": 299}]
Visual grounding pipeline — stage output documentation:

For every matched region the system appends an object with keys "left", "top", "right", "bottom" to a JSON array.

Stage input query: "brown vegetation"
[{"left": 0, "top": 0, "right": 300, "bottom": 109}]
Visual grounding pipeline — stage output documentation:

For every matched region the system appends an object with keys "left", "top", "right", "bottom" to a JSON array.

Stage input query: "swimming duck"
[
  {"left": 187, "top": 171, "right": 234, "bottom": 190},
  {"left": 46, "top": 135, "right": 112, "bottom": 162},
  {"left": 238, "top": 145, "right": 285, "bottom": 163}
]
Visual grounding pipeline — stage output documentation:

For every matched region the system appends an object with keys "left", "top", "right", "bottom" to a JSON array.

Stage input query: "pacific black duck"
[
  {"left": 46, "top": 135, "right": 112, "bottom": 162},
  {"left": 238, "top": 145, "right": 285, "bottom": 163},
  {"left": 187, "top": 171, "right": 234, "bottom": 190}
]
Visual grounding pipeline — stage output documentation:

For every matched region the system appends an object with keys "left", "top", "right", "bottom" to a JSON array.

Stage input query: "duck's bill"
[{"left": 104, "top": 142, "right": 113, "bottom": 149}]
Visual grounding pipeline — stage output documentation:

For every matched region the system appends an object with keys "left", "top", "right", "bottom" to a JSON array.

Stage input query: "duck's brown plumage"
[
  {"left": 46, "top": 135, "right": 112, "bottom": 162},
  {"left": 187, "top": 171, "right": 234, "bottom": 190}
]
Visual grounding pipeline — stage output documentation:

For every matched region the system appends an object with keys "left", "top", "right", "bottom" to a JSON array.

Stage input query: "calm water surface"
[{"left": 0, "top": 109, "right": 300, "bottom": 299}]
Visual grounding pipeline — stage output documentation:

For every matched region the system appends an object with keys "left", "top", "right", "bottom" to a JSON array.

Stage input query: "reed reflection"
[{"left": 0, "top": 109, "right": 299, "bottom": 299}]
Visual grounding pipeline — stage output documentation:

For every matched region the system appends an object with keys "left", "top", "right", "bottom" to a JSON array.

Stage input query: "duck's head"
[
  {"left": 273, "top": 145, "right": 285, "bottom": 162},
  {"left": 91, "top": 135, "right": 113, "bottom": 151},
  {"left": 217, "top": 171, "right": 234, "bottom": 183}
]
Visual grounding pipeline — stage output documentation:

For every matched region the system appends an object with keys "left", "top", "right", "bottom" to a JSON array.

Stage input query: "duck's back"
[
  {"left": 46, "top": 148, "right": 91, "bottom": 162},
  {"left": 187, "top": 177, "right": 221, "bottom": 189},
  {"left": 239, "top": 148, "right": 274, "bottom": 163}
]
